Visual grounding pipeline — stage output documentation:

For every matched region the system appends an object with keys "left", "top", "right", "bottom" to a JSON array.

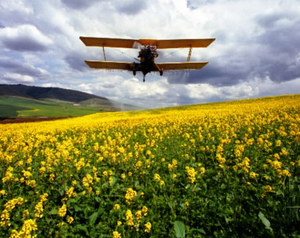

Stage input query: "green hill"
[{"left": 0, "top": 84, "right": 142, "bottom": 120}]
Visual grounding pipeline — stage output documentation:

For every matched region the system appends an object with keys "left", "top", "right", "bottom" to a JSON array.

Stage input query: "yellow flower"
[
  {"left": 281, "top": 169, "right": 292, "bottom": 177},
  {"left": 281, "top": 147, "right": 289, "bottom": 156},
  {"left": 112, "top": 231, "right": 121, "bottom": 238},
  {"left": 114, "top": 204, "right": 121, "bottom": 210},
  {"left": 142, "top": 206, "right": 148, "bottom": 215},
  {"left": 275, "top": 140, "right": 282, "bottom": 147},
  {"left": 200, "top": 167, "right": 206, "bottom": 175},
  {"left": 185, "top": 166, "right": 197, "bottom": 183},
  {"left": 58, "top": 204, "right": 67, "bottom": 217},
  {"left": 135, "top": 210, "right": 142, "bottom": 220},
  {"left": 34, "top": 202, "right": 44, "bottom": 218},
  {"left": 125, "top": 210, "right": 134, "bottom": 226},
  {"left": 144, "top": 222, "right": 151, "bottom": 233},
  {"left": 264, "top": 185, "right": 273, "bottom": 192},
  {"left": 40, "top": 193, "right": 48, "bottom": 202},
  {"left": 13, "top": 219, "right": 38, "bottom": 237},
  {"left": 125, "top": 188, "right": 137, "bottom": 204},
  {"left": 5, "top": 198, "right": 24, "bottom": 211},
  {"left": 22, "top": 170, "right": 32, "bottom": 179},
  {"left": 271, "top": 160, "right": 282, "bottom": 169},
  {"left": 154, "top": 173, "right": 161, "bottom": 181},
  {"left": 135, "top": 161, "right": 142, "bottom": 168},
  {"left": 67, "top": 216, "right": 74, "bottom": 224},
  {"left": 49, "top": 173, "right": 55, "bottom": 182},
  {"left": 39, "top": 166, "right": 46, "bottom": 175},
  {"left": 249, "top": 172, "right": 258, "bottom": 178},
  {"left": 0, "top": 209, "right": 10, "bottom": 227},
  {"left": 66, "top": 187, "right": 74, "bottom": 198},
  {"left": 103, "top": 171, "right": 108, "bottom": 177},
  {"left": 27, "top": 179, "right": 36, "bottom": 188}
]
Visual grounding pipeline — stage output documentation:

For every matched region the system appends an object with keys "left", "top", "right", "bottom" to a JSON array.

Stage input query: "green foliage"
[{"left": 174, "top": 221, "right": 185, "bottom": 238}]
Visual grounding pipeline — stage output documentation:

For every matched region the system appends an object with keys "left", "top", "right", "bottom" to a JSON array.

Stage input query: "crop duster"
[{"left": 80, "top": 37, "right": 215, "bottom": 82}]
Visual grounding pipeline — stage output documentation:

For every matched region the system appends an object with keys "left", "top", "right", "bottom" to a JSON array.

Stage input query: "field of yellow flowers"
[{"left": 1, "top": 94, "right": 300, "bottom": 237}]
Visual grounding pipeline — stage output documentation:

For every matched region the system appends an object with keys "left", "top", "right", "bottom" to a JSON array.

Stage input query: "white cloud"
[
  {"left": 0, "top": 0, "right": 300, "bottom": 108},
  {"left": 2, "top": 73, "right": 35, "bottom": 83},
  {"left": 0, "top": 24, "right": 52, "bottom": 52}
]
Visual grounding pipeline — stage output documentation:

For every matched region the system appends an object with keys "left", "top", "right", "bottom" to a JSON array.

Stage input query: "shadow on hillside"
[{"left": 0, "top": 104, "right": 30, "bottom": 117}]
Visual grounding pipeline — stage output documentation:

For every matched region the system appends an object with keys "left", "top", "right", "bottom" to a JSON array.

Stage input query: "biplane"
[{"left": 80, "top": 37, "right": 215, "bottom": 82}]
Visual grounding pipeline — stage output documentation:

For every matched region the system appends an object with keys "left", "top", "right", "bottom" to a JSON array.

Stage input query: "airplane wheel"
[
  {"left": 133, "top": 69, "right": 136, "bottom": 76},
  {"left": 160, "top": 70, "right": 163, "bottom": 76}
]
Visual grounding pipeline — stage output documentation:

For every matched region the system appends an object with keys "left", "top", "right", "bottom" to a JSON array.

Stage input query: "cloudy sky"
[{"left": 0, "top": 0, "right": 299, "bottom": 108}]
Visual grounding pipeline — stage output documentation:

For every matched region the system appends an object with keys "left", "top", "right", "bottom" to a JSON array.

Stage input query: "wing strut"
[
  {"left": 102, "top": 46, "right": 107, "bottom": 61},
  {"left": 187, "top": 46, "right": 192, "bottom": 62}
]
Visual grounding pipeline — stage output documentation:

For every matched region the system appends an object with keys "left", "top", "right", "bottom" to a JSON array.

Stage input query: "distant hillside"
[
  {"left": 0, "top": 84, "right": 143, "bottom": 121},
  {"left": 0, "top": 84, "right": 107, "bottom": 103}
]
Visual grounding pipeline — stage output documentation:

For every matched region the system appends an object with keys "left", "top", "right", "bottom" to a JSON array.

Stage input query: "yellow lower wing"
[
  {"left": 156, "top": 62, "right": 208, "bottom": 71},
  {"left": 85, "top": 61, "right": 134, "bottom": 70}
]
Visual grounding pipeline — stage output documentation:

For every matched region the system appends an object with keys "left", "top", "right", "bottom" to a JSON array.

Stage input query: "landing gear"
[
  {"left": 160, "top": 70, "right": 163, "bottom": 76},
  {"left": 133, "top": 62, "right": 137, "bottom": 76}
]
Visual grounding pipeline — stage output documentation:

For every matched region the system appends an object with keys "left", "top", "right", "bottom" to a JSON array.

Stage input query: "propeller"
[{"left": 132, "top": 41, "right": 141, "bottom": 49}]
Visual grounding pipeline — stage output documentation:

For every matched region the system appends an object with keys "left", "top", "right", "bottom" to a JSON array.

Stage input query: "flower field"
[{"left": 1, "top": 94, "right": 300, "bottom": 237}]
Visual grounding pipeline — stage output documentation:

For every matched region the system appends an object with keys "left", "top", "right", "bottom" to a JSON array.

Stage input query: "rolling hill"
[
  {"left": 0, "top": 84, "right": 141, "bottom": 121},
  {"left": 0, "top": 84, "right": 108, "bottom": 102}
]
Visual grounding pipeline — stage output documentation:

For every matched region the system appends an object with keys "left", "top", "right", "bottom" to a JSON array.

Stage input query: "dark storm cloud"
[
  {"left": 168, "top": 10, "right": 300, "bottom": 86},
  {"left": 187, "top": 0, "right": 219, "bottom": 9},
  {"left": 2, "top": 36, "right": 48, "bottom": 52},
  {"left": 255, "top": 13, "right": 300, "bottom": 83},
  {"left": 167, "top": 58, "right": 250, "bottom": 86},
  {"left": 114, "top": 0, "right": 148, "bottom": 15},
  {"left": 0, "top": 25, "right": 52, "bottom": 52},
  {"left": 0, "top": 58, "right": 49, "bottom": 79},
  {"left": 61, "top": 0, "right": 99, "bottom": 10},
  {"left": 64, "top": 51, "right": 91, "bottom": 72}
]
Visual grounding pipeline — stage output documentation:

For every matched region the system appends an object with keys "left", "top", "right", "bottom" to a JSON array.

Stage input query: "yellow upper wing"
[
  {"left": 80, "top": 37, "right": 137, "bottom": 48},
  {"left": 139, "top": 39, "right": 215, "bottom": 49},
  {"left": 155, "top": 62, "right": 208, "bottom": 70},
  {"left": 80, "top": 37, "right": 215, "bottom": 49},
  {"left": 85, "top": 61, "right": 134, "bottom": 70}
]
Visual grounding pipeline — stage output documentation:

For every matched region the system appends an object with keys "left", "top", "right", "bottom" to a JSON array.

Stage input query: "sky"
[{"left": 0, "top": 0, "right": 300, "bottom": 108}]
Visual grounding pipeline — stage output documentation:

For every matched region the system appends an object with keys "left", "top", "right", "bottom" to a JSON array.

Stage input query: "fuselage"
[{"left": 138, "top": 45, "right": 158, "bottom": 77}]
